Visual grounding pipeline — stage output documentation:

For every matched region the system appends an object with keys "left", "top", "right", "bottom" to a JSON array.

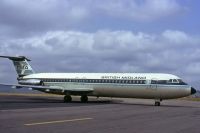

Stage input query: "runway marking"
[{"left": 24, "top": 117, "right": 93, "bottom": 126}]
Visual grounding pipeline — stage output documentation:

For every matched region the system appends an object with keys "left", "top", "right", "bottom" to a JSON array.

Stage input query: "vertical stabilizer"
[{"left": 0, "top": 56, "right": 34, "bottom": 77}]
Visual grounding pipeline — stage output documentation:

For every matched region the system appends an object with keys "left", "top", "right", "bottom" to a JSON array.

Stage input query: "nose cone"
[{"left": 191, "top": 87, "right": 196, "bottom": 95}]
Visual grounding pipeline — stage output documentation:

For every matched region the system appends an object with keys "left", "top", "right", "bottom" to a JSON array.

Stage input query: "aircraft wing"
[{"left": 0, "top": 83, "right": 94, "bottom": 94}]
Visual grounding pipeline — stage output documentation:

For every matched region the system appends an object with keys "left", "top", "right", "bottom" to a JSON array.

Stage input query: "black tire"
[
  {"left": 64, "top": 95, "right": 72, "bottom": 103},
  {"left": 80, "top": 95, "right": 88, "bottom": 103},
  {"left": 155, "top": 101, "right": 160, "bottom": 106}
]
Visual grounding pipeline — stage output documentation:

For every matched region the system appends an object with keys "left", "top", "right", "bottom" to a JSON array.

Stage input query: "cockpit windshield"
[
  {"left": 167, "top": 79, "right": 187, "bottom": 85},
  {"left": 177, "top": 79, "right": 188, "bottom": 85},
  {"left": 151, "top": 79, "right": 187, "bottom": 85},
  {"left": 167, "top": 79, "right": 179, "bottom": 84}
]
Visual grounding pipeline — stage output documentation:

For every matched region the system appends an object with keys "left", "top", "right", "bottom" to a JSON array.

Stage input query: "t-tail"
[{"left": 0, "top": 56, "right": 34, "bottom": 77}]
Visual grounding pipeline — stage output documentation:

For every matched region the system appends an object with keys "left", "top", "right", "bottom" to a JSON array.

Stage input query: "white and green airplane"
[{"left": 0, "top": 55, "right": 196, "bottom": 106}]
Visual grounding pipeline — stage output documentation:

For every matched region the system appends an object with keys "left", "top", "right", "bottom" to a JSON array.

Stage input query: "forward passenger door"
[{"left": 149, "top": 79, "right": 157, "bottom": 90}]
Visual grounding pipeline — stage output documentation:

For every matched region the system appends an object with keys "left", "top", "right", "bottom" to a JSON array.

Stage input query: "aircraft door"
[{"left": 149, "top": 78, "right": 157, "bottom": 90}]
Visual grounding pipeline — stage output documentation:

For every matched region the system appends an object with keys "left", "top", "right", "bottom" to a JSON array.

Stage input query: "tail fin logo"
[
  {"left": 16, "top": 65, "right": 28, "bottom": 70},
  {"left": 23, "top": 65, "right": 29, "bottom": 70},
  {"left": 14, "top": 61, "right": 34, "bottom": 76}
]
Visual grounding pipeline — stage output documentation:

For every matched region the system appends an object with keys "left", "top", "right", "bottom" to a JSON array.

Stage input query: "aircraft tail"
[{"left": 0, "top": 56, "right": 34, "bottom": 77}]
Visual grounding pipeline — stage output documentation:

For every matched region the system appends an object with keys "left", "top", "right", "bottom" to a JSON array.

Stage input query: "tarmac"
[{"left": 0, "top": 93, "right": 200, "bottom": 133}]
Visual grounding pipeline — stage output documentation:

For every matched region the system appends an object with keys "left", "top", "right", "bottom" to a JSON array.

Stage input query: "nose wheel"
[
  {"left": 155, "top": 99, "right": 161, "bottom": 106},
  {"left": 64, "top": 95, "right": 72, "bottom": 103},
  {"left": 155, "top": 101, "right": 160, "bottom": 106}
]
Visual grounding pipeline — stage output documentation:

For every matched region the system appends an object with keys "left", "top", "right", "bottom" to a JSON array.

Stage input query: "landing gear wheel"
[
  {"left": 40, "top": 81, "right": 44, "bottom": 86},
  {"left": 155, "top": 101, "right": 160, "bottom": 106},
  {"left": 64, "top": 95, "right": 72, "bottom": 103},
  {"left": 81, "top": 95, "right": 88, "bottom": 103}
]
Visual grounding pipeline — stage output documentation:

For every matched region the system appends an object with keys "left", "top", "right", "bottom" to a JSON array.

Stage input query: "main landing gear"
[
  {"left": 63, "top": 95, "right": 88, "bottom": 103},
  {"left": 80, "top": 95, "right": 88, "bottom": 103},
  {"left": 64, "top": 95, "right": 72, "bottom": 103}
]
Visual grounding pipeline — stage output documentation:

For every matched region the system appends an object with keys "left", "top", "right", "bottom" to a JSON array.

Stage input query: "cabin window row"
[{"left": 40, "top": 79, "right": 146, "bottom": 84}]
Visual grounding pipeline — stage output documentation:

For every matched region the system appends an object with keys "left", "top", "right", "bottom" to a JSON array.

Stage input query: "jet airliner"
[{"left": 0, "top": 55, "right": 196, "bottom": 106}]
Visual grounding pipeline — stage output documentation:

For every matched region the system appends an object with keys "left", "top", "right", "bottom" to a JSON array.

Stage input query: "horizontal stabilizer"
[{"left": 0, "top": 55, "right": 31, "bottom": 61}]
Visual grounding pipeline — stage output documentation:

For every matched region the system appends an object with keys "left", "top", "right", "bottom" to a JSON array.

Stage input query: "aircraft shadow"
[
  {"left": 0, "top": 96, "right": 116, "bottom": 110},
  {"left": 0, "top": 95, "right": 198, "bottom": 110}
]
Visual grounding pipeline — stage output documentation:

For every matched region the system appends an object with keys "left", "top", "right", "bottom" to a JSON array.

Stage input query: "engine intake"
[{"left": 18, "top": 79, "right": 43, "bottom": 85}]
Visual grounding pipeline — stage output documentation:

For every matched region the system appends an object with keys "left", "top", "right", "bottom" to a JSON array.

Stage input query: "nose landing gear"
[
  {"left": 155, "top": 101, "right": 160, "bottom": 106},
  {"left": 155, "top": 99, "right": 162, "bottom": 106}
]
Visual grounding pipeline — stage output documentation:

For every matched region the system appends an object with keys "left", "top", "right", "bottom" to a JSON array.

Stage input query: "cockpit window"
[
  {"left": 167, "top": 79, "right": 187, "bottom": 85},
  {"left": 167, "top": 79, "right": 179, "bottom": 84},
  {"left": 177, "top": 79, "right": 188, "bottom": 85},
  {"left": 172, "top": 79, "right": 179, "bottom": 83},
  {"left": 150, "top": 79, "right": 188, "bottom": 85},
  {"left": 168, "top": 79, "right": 173, "bottom": 83}
]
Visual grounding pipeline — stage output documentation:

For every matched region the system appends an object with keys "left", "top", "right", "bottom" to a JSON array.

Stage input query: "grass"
[{"left": 180, "top": 97, "right": 200, "bottom": 101}]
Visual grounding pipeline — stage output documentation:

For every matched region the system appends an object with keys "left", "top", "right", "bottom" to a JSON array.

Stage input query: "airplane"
[{"left": 0, "top": 55, "right": 196, "bottom": 106}]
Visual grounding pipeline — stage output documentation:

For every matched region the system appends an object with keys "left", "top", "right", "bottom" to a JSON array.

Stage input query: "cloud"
[
  {"left": 96, "top": 0, "right": 185, "bottom": 21},
  {"left": 0, "top": 0, "right": 90, "bottom": 37},
  {"left": 0, "top": 29, "right": 199, "bottom": 73},
  {"left": 186, "top": 63, "right": 200, "bottom": 75},
  {"left": 0, "top": 29, "right": 200, "bottom": 88},
  {"left": 0, "top": 0, "right": 186, "bottom": 38},
  {"left": 162, "top": 30, "right": 194, "bottom": 44}
]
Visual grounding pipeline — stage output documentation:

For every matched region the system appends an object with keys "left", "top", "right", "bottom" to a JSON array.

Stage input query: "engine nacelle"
[{"left": 18, "top": 79, "right": 43, "bottom": 85}]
